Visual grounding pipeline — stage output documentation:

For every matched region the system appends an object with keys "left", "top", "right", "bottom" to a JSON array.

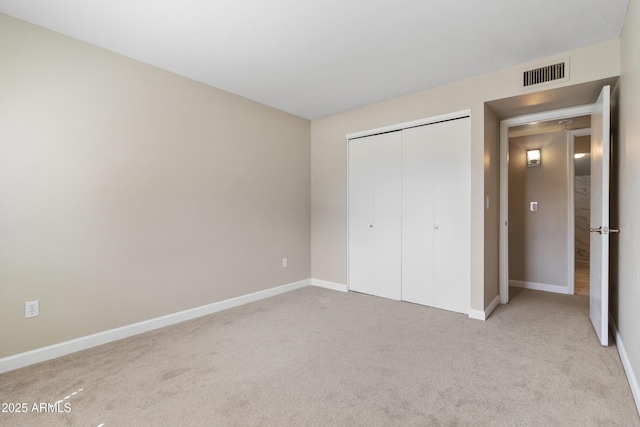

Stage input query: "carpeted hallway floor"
[{"left": 0, "top": 286, "right": 638, "bottom": 426}]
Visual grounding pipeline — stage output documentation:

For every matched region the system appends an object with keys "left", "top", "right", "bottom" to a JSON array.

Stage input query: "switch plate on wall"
[{"left": 530, "top": 201, "right": 538, "bottom": 212}]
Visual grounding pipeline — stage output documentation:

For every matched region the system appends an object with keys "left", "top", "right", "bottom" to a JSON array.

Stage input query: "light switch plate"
[{"left": 530, "top": 202, "right": 538, "bottom": 212}]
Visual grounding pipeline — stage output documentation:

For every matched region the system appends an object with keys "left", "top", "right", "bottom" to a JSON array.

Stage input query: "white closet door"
[
  {"left": 401, "top": 125, "right": 435, "bottom": 306},
  {"left": 348, "top": 137, "right": 374, "bottom": 296},
  {"left": 433, "top": 118, "right": 470, "bottom": 313},
  {"left": 348, "top": 132, "right": 402, "bottom": 300}
]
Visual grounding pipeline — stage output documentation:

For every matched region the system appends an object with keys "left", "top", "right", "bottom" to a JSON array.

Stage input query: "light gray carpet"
[{"left": 1, "top": 286, "right": 638, "bottom": 426}]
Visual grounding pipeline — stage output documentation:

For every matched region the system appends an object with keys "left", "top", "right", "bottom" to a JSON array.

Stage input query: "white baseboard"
[
  {"left": 311, "top": 278, "right": 348, "bottom": 292},
  {"left": 467, "top": 309, "right": 484, "bottom": 320},
  {"left": 0, "top": 279, "right": 312, "bottom": 374},
  {"left": 509, "top": 280, "right": 570, "bottom": 295},
  {"left": 610, "top": 314, "right": 640, "bottom": 416},
  {"left": 468, "top": 295, "right": 501, "bottom": 321}
]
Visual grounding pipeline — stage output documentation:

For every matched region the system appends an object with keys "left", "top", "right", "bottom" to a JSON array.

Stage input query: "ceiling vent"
[{"left": 522, "top": 59, "right": 569, "bottom": 88}]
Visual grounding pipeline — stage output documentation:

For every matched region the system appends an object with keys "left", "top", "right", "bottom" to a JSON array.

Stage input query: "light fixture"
[
  {"left": 527, "top": 149, "right": 541, "bottom": 167},
  {"left": 574, "top": 153, "right": 586, "bottom": 159},
  {"left": 559, "top": 119, "right": 573, "bottom": 131}
]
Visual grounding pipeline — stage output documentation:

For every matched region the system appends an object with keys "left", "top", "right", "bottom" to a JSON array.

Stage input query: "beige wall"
[
  {"left": 0, "top": 14, "right": 311, "bottom": 358},
  {"left": 508, "top": 133, "right": 569, "bottom": 288},
  {"left": 575, "top": 135, "right": 592, "bottom": 155},
  {"left": 311, "top": 39, "right": 620, "bottom": 312},
  {"left": 484, "top": 106, "right": 500, "bottom": 304},
  {"left": 1, "top": 7, "right": 635, "bottom": 375},
  {"left": 617, "top": 0, "right": 640, "bottom": 410}
]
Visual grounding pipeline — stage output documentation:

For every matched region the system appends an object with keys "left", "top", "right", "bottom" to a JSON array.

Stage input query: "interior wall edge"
[
  {"left": 610, "top": 314, "right": 640, "bottom": 416},
  {"left": 468, "top": 295, "right": 501, "bottom": 321},
  {"left": 310, "top": 278, "right": 348, "bottom": 292}
]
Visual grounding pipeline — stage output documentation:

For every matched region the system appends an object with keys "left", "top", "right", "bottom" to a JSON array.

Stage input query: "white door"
[
  {"left": 433, "top": 118, "right": 471, "bottom": 313},
  {"left": 589, "top": 85, "right": 611, "bottom": 347},
  {"left": 348, "top": 136, "right": 374, "bottom": 296},
  {"left": 348, "top": 132, "right": 402, "bottom": 300},
  {"left": 400, "top": 118, "right": 470, "bottom": 313},
  {"left": 401, "top": 125, "right": 436, "bottom": 306}
]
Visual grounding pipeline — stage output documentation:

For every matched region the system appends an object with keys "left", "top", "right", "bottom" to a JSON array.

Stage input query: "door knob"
[{"left": 590, "top": 226, "right": 603, "bottom": 234}]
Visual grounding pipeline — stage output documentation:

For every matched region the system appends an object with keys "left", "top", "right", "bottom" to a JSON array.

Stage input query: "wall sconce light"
[{"left": 527, "top": 149, "right": 541, "bottom": 167}]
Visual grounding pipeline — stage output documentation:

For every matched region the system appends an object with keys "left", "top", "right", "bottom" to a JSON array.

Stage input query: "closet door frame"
[
  {"left": 346, "top": 109, "right": 471, "bottom": 300},
  {"left": 346, "top": 110, "right": 471, "bottom": 140}
]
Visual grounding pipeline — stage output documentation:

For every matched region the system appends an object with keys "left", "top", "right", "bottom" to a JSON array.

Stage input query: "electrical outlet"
[
  {"left": 282, "top": 258, "right": 288, "bottom": 268},
  {"left": 25, "top": 300, "right": 39, "bottom": 318}
]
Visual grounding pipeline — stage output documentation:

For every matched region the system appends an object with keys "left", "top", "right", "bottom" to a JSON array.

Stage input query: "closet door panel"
[
  {"left": 348, "top": 132, "right": 401, "bottom": 300},
  {"left": 348, "top": 137, "right": 374, "bottom": 295},
  {"left": 401, "top": 126, "right": 435, "bottom": 306},
  {"left": 348, "top": 113, "right": 470, "bottom": 313},
  {"left": 433, "top": 118, "right": 471, "bottom": 313},
  {"left": 371, "top": 132, "right": 402, "bottom": 300}
]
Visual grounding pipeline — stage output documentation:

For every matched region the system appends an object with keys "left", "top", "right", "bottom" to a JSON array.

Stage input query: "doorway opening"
[
  {"left": 505, "top": 116, "right": 591, "bottom": 297},
  {"left": 492, "top": 80, "right": 614, "bottom": 346},
  {"left": 572, "top": 129, "right": 592, "bottom": 296},
  {"left": 508, "top": 115, "right": 591, "bottom": 295},
  {"left": 499, "top": 104, "right": 595, "bottom": 303}
]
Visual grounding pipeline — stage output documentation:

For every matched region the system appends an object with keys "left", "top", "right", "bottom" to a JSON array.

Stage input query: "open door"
[{"left": 589, "top": 85, "right": 611, "bottom": 346}]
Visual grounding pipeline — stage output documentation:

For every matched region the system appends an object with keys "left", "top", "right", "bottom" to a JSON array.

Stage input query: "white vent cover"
[{"left": 521, "top": 58, "right": 570, "bottom": 89}]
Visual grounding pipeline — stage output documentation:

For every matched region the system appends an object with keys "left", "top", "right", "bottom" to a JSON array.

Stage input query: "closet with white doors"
[{"left": 347, "top": 113, "right": 470, "bottom": 314}]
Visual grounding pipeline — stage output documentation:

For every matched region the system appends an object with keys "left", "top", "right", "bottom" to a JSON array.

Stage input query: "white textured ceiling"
[{"left": 0, "top": 0, "right": 629, "bottom": 119}]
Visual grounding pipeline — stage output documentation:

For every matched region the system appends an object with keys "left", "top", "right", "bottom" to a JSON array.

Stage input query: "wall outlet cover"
[{"left": 25, "top": 300, "right": 39, "bottom": 318}]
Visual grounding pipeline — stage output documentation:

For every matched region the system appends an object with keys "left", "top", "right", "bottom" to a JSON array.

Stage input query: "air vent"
[{"left": 523, "top": 62, "right": 566, "bottom": 87}]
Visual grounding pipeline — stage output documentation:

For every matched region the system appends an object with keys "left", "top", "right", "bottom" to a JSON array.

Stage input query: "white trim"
[
  {"left": 486, "top": 295, "right": 501, "bottom": 319},
  {"left": 311, "top": 278, "right": 348, "bottom": 292},
  {"left": 569, "top": 127, "right": 592, "bottom": 139},
  {"left": 567, "top": 131, "right": 576, "bottom": 294},
  {"left": 499, "top": 118, "right": 509, "bottom": 303},
  {"left": 0, "top": 279, "right": 312, "bottom": 374},
  {"left": 345, "top": 109, "right": 471, "bottom": 140},
  {"left": 499, "top": 104, "right": 595, "bottom": 304},
  {"left": 346, "top": 133, "right": 351, "bottom": 293},
  {"left": 509, "top": 280, "right": 570, "bottom": 295},
  {"left": 610, "top": 314, "right": 640, "bottom": 416},
  {"left": 468, "top": 295, "right": 501, "bottom": 321}
]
